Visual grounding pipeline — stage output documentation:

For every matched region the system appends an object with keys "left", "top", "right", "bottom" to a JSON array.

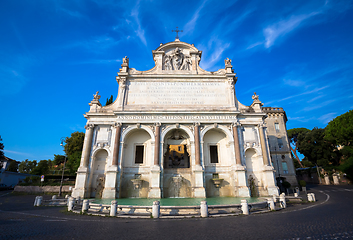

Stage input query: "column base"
[
  {"left": 102, "top": 188, "right": 117, "bottom": 199},
  {"left": 237, "top": 186, "right": 251, "bottom": 197},
  {"left": 193, "top": 187, "right": 206, "bottom": 198},
  {"left": 148, "top": 188, "right": 161, "bottom": 198}
]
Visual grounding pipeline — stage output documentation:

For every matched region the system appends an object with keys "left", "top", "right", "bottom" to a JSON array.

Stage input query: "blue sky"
[{"left": 1, "top": 0, "right": 352, "bottom": 162}]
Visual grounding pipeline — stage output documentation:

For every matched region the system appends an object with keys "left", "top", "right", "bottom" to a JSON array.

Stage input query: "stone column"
[
  {"left": 112, "top": 123, "right": 122, "bottom": 166},
  {"left": 72, "top": 124, "right": 94, "bottom": 199},
  {"left": 258, "top": 123, "right": 270, "bottom": 166},
  {"left": 194, "top": 122, "right": 201, "bottom": 166},
  {"left": 192, "top": 122, "right": 205, "bottom": 198},
  {"left": 232, "top": 123, "right": 242, "bottom": 165},
  {"left": 82, "top": 124, "right": 95, "bottom": 167},
  {"left": 102, "top": 123, "right": 122, "bottom": 199},
  {"left": 154, "top": 123, "right": 161, "bottom": 166}
]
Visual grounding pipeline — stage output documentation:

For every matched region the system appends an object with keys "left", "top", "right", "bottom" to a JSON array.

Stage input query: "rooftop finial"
[{"left": 172, "top": 27, "right": 183, "bottom": 41}]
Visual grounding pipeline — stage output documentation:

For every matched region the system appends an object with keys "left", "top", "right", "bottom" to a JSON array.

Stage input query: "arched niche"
[
  {"left": 203, "top": 128, "right": 229, "bottom": 166},
  {"left": 89, "top": 149, "right": 108, "bottom": 198},
  {"left": 163, "top": 128, "right": 191, "bottom": 169}
]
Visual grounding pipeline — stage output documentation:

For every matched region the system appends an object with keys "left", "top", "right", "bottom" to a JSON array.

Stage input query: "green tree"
[
  {"left": 31, "top": 160, "right": 50, "bottom": 175},
  {"left": 297, "top": 127, "right": 340, "bottom": 170},
  {"left": 325, "top": 110, "right": 353, "bottom": 180},
  {"left": 0, "top": 135, "right": 4, "bottom": 161},
  {"left": 53, "top": 154, "right": 66, "bottom": 166},
  {"left": 287, "top": 128, "right": 310, "bottom": 168},
  {"left": 105, "top": 95, "right": 113, "bottom": 106},
  {"left": 6, "top": 160, "right": 19, "bottom": 172},
  {"left": 18, "top": 160, "right": 37, "bottom": 174},
  {"left": 64, "top": 131, "right": 85, "bottom": 174}
]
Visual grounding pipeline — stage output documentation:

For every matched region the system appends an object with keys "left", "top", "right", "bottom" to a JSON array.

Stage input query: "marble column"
[
  {"left": 258, "top": 123, "right": 270, "bottom": 166},
  {"left": 194, "top": 122, "right": 201, "bottom": 166},
  {"left": 82, "top": 124, "right": 95, "bottom": 167},
  {"left": 154, "top": 123, "right": 161, "bottom": 166},
  {"left": 232, "top": 123, "right": 242, "bottom": 165},
  {"left": 72, "top": 123, "right": 94, "bottom": 198},
  {"left": 112, "top": 123, "right": 122, "bottom": 166},
  {"left": 149, "top": 123, "right": 161, "bottom": 198},
  {"left": 102, "top": 123, "right": 121, "bottom": 199},
  {"left": 193, "top": 122, "right": 205, "bottom": 197}
]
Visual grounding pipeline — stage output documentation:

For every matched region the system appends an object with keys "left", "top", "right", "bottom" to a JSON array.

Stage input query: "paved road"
[{"left": 1, "top": 185, "right": 353, "bottom": 240}]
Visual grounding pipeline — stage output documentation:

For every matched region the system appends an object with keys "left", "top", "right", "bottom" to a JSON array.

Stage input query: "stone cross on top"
[{"left": 172, "top": 27, "right": 183, "bottom": 40}]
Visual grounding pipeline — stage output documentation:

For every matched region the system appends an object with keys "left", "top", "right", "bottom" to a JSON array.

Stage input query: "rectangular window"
[
  {"left": 210, "top": 145, "right": 219, "bottom": 163},
  {"left": 135, "top": 145, "right": 144, "bottom": 164},
  {"left": 282, "top": 162, "right": 288, "bottom": 174},
  {"left": 278, "top": 138, "right": 283, "bottom": 149},
  {"left": 275, "top": 123, "right": 280, "bottom": 132}
]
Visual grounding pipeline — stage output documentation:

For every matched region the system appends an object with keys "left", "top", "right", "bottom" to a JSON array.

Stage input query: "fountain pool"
[{"left": 93, "top": 197, "right": 264, "bottom": 206}]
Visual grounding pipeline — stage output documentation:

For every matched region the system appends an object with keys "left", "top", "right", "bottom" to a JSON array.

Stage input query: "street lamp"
[{"left": 59, "top": 137, "right": 67, "bottom": 196}]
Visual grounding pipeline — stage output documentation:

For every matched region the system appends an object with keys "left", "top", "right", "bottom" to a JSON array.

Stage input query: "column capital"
[
  {"left": 154, "top": 122, "right": 161, "bottom": 127},
  {"left": 113, "top": 122, "right": 122, "bottom": 128},
  {"left": 232, "top": 121, "right": 241, "bottom": 127},
  {"left": 85, "top": 124, "right": 94, "bottom": 130},
  {"left": 258, "top": 122, "right": 266, "bottom": 128},
  {"left": 194, "top": 122, "right": 200, "bottom": 127}
]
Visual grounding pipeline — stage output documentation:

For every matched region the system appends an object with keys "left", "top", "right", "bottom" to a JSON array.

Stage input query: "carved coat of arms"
[{"left": 163, "top": 47, "right": 192, "bottom": 70}]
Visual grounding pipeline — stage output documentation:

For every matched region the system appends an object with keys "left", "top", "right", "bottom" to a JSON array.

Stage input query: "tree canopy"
[
  {"left": 0, "top": 135, "right": 4, "bottom": 161},
  {"left": 105, "top": 95, "right": 113, "bottom": 106},
  {"left": 64, "top": 131, "right": 85, "bottom": 174},
  {"left": 287, "top": 128, "right": 310, "bottom": 168},
  {"left": 19, "top": 160, "right": 37, "bottom": 174}
]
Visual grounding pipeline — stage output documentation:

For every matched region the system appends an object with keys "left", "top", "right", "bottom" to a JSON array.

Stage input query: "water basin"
[{"left": 93, "top": 197, "right": 264, "bottom": 206}]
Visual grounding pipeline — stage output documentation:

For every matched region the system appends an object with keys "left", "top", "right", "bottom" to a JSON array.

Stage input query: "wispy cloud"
[
  {"left": 58, "top": 7, "right": 85, "bottom": 19},
  {"left": 4, "top": 149, "right": 33, "bottom": 157},
  {"left": 67, "top": 35, "right": 120, "bottom": 53},
  {"left": 72, "top": 59, "right": 121, "bottom": 65},
  {"left": 263, "top": 12, "right": 320, "bottom": 48},
  {"left": 183, "top": 0, "right": 208, "bottom": 34},
  {"left": 317, "top": 112, "right": 337, "bottom": 124},
  {"left": 130, "top": 1, "right": 147, "bottom": 46},
  {"left": 283, "top": 79, "right": 306, "bottom": 87}
]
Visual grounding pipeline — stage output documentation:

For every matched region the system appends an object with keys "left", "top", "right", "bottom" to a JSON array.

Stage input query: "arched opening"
[
  {"left": 162, "top": 128, "right": 192, "bottom": 198},
  {"left": 245, "top": 148, "right": 261, "bottom": 197},
  {"left": 120, "top": 128, "right": 152, "bottom": 198},
  {"left": 163, "top": 129, "right": 190, "bottom": 169},
  {"left": 89, "top": 149, "right": 108, "bottom": 198},
  {"left": 203, "top": 128, "right": 232, "bottom": 197}
]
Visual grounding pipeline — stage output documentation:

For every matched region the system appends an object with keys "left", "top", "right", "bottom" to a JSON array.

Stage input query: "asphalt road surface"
[{"left": 1, "top": 185, "right": 353, "bottom": 240}]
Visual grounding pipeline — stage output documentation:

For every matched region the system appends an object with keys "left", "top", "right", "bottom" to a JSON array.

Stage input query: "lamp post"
[{"left": 59, "top": 137, "right": 67, "bottom": 196}]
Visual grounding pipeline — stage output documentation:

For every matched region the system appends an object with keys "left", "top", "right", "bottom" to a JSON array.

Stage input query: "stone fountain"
[
  {"left": 131, "top": 174, "right": 143, "bottom": 197},
  {"left": 211, "top": 173, "right": 223, "bottom": 188},
  {"left": 171, "top": 174, "right": 183, "bottom": 198}
]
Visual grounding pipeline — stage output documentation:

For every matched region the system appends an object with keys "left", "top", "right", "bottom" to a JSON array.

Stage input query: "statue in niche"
[
  {"left": 181, "top": 56, "right": 192, "bottom": 70},
  {"left": 163, "top": 47, "right": 192, "bottom": 70},
  {"left": 164, "top": 55, "right": 172, "bottom": 70}
]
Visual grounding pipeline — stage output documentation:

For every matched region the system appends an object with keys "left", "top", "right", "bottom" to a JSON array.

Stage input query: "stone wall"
[{"left": 14, "top": 185, "right": 73, "bottom": 193}]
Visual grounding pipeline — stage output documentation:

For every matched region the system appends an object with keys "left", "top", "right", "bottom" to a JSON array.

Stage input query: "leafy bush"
[{"left": 299, "top": 180, "right": 306, "bottom": 187}]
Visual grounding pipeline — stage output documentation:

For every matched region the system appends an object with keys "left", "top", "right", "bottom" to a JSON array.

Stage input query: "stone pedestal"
[
  {"left": 148, "top": 165, "right": 161, "bottom": 198},
  {"left": 193, "top": 165, "right": 206, "bottom": 198},
  {"left": 333, "top": 174, "right": 339, "bottom": 185},
  {"left": 72, "top": 167, "right": 89, "bottom": 198},
  {"left": 262, "top": 165, "right": 279, "bottom": 196},
  {"left": 102, "top": 166, "right": 118, "bottom": 199},
  {"left": 234, "top": 165, "right": 250, "bottom": 197},
  {"left": 324, "top": 174, "right": 330, "bottom": 185}
]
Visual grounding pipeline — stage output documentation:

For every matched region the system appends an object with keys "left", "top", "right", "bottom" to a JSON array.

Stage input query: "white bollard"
[
  {"left": 307, "top": 193, "right": 313, "bottom": 202},
  {"left": 65, "top": 195, "right": 69, "bottom": 199},
  {"left": 36, "top": 196, "right": 43, "bottom": 206},
  {"left": 294, "top": 192, "right": 298, "bottom": 197},
  {"left": 34, "top": 196, "right": 39, "bottom": 206},
  {"left": 267, "top": 198, "right": 275, "bottom": 210},
  {"left": 68, "top": 197, "right": 75, "bottom": 211},
  {"left": 82, "top": 199, "right": 89, "bottom": 212},
  {"left": 200, "top": 201, "right": 208, "bottom": 217},
  {"left": 52, "top": 195, "right": 57, "bottom": 200},
  {"left": 110, "top": 200, "right": 117, "bottom": 217},
  {"left": 310, "top": 193, "right": 316, "bottom": 202},
  {"left": 152, "top": 201, "right": 160, "bottom": 218},
  {"left": 273, "top": 194, "right": 277, "bottom": 203},
  {"left": 279, "top": 194, "right": 286, "bottom": 208},
  {"left": 241, "top": 199, "right": 249, "bottom": 215}
]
